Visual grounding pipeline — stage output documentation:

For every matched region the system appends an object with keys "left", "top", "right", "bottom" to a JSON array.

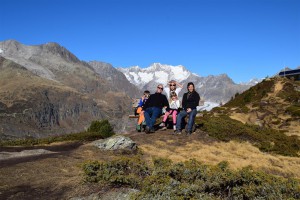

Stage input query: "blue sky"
[{"left": 1, "top": 0, "right": 299, "bottom": 83}]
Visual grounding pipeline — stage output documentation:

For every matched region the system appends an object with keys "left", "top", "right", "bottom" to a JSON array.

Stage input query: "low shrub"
[
  {"left": 286, "top": 105, "right": 300, "bottom": 117},
  {"left": 82, "top": 156, "right": 150, "bottom": 188},
  {"left": 82, "top": 157, "right": 300, "bottom": 199},
  {"left": 197, "top": 114, "right": 300, "bottom": 157},
  {"left": 87, "top": 119, "right": 114, "bottom": 138}
]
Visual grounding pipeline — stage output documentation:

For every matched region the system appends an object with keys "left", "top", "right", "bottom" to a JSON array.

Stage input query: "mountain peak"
[{"left": 41, "top": 42, "right": 80, "bottom": 63}]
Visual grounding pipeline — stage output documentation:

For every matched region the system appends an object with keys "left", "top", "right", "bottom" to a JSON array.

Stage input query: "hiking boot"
[
  {"left": 149, "top": 128, "right": 155, "bottom": 133},
  {"left": 161, "top": 126, "right": 167, "bottom": 131},
  {"left": 159, "top": 122, "right": 165, "bottom": 127},
  {"left": 186, "top": 131, "right": 192, "bottom": 136},
  {"left": 136, "top": 124, "right": 141, "bottom": 132},
  {"left": 175, "top": 130, "right": 182, "bottom": 135},
  {"left": 145, "top": 126, "right": 150, "bottom": 134}
]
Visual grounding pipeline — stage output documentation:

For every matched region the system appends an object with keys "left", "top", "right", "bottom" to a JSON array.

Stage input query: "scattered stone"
[{"left": 92, "top": 135, "right": 137, "bottom": 151}]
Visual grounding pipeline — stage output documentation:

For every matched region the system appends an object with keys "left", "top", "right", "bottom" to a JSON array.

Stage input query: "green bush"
[
  {"left": 83, "top": 157, "right": 300, "bottom": 199},
  {"left": 87, "top": 119, "right": 114, "bottom": 137},
  {"left": 197, "top": 114, "right": 300, "bottom": 157},
  {"left": 286, "top": 105, "right": 300, "bottom": 117},
  {"left": 82, "top": 156, "right": 150, "bottom": 188}
]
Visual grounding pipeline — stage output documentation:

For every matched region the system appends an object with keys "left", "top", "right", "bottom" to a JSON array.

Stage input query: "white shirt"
[
  {"left": 169, "top": 99, "right": 181, "bottom": 109},
  {"left": 164, "top": 87, "right": 182, "bottom": 101}
]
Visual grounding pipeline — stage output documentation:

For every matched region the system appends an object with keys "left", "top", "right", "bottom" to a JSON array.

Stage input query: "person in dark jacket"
[
  {"left": 142, "top": 84, "right": 169, "bottom": 133},
  {"left": 175, "top": 82, "right": 200, "bottom": 135}
]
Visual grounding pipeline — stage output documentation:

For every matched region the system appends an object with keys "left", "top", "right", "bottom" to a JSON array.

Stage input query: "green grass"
[
  {"left": 0, "top": 119, "right": 114, "bottom": 147},
  {"left": 286, "top": 105, "right": 300, "bottom": 117},
  {"left": 82, "top": 156, "right": 300, "bottom": 199},
  {"left": 225, "top": 79, "right": 275, "bottom": 108},
  {"left": 277, "top": 81, "right": 300, "bottom": 103},
  {"left": 196, "top": 114, "right": 300, "bottom": 157}
]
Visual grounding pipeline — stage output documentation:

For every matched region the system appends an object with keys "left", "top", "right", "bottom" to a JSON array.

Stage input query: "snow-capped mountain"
[
  {"left": 117, "top": 63, "right": 192, "bottom": 88},
  {"left": 240, "top": 78, "right": 263, "bottom": 86},
  {"left": 118, "top": 63, "right": 252, "bottom": 105}
]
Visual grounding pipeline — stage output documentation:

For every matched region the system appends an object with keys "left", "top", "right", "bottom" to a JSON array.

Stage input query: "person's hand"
[{"left": 187, "top": 108, "right": 192, "bottom": 113}]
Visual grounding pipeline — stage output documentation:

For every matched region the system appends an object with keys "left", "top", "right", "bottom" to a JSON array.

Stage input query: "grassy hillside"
[{"left": 212, "top": 77, "right": 300, "bottom": 137}]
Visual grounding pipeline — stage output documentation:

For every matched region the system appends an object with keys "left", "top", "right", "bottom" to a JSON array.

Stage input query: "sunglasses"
[
  {"left": 170, "top": 84, "right": 176, "bottom": 86},
  {"left": 157, "top": 87, "right": 163, "bottom": 90}
]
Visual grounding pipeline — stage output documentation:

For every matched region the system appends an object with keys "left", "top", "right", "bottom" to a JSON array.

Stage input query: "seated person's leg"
[
  {"left": 149, "top": 107, "right": 162, "bottom": 130},
  {"left": 187, "top": 109, "right": 197, "bottom": 133},
  {"left": 162, "top": 111, "right": 170, "bottom": 124},
  {"left": 144, "top": 108, "right": 153, "bottom": 128},
  {"left": 176, "top": 110, "right": 187, "bottom": 131},
  {"left": 138, "top": 112, "right": 145, "bottom": 125},
  {"left": 172, "top": 110, "right": 178, "bottom": 130}
]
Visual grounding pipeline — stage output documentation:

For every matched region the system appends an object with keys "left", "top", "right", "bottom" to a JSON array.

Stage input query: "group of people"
[{"left": 136, "top": 80, "right": 200, "bottom": 135}]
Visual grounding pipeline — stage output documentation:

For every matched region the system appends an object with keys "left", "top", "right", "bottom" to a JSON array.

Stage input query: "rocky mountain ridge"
[
  {"left": 0, "top": 40, "right": 140, "bottom": 139},
  {"left": 118, "top": 63, "right": 253, "bottom": 104}
]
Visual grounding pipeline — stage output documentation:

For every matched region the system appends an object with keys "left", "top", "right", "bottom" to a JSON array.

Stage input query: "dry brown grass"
[{"left": 130, "top": 130, "right": 300, "bottom": 179}]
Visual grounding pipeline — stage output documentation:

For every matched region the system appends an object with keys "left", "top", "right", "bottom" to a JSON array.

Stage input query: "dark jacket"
[
  {"left": 143, "top": 93, "right": 169, "bottom": 110},
  {"left": 182, "top": 91, "right": 200, "bottom": 110}
]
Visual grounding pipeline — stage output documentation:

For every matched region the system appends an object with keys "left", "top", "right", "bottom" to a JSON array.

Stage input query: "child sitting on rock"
[{"left": 160, "top": 92, "right": 180, "bottom": 131}]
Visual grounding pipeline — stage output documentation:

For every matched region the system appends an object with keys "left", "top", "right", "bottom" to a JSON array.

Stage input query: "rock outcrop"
[
  {"left": 92, "top": 135, "right": 137, "bottom": 151},
  {"left": 0, "top": 40, "right": 138, "bottom": 139}
]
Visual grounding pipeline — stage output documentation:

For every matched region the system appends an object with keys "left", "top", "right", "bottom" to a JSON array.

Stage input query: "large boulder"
[{"left": 92, "top": 135, "right": 137, "bottom": 151}]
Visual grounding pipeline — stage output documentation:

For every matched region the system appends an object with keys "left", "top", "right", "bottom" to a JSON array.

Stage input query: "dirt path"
[{"left": 0, "top": 141, "right": 115, "bottom": 200}]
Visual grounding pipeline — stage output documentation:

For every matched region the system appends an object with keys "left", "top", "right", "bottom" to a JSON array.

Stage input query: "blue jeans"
[
  {"left": 144, "top": 107, "right": 162, "bottom": 129},
  {"left": 176, "top": 109, "right": 197, "bottom": 132}
]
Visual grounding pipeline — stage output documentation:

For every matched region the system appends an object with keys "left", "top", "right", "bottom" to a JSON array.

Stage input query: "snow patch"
[
  {"left": 154, "top": 71, "right": 168, "bottom": 84},
  {"left": 138, "top": 72, "right": 154, "bottom": 83},
  {"left": 197, "top": 101, "right": 219, "bottom": 111},
  {"left": 171, "top": 66, "right": 191, "bottom": 81},
  {"left": 0, "top": 48, "right": 3, "bottom": 54},
  {"left": 129, "top": 72, "right": 140, "bottom": 83}
]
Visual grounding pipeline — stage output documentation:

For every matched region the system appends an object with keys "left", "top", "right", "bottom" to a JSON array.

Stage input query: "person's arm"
[
  {"left": 175, "top": 100, "right": 180, "bottom": 109},
  {"left": 175, "top": 87, "right": 182, "bottom": 95},
  {"left": 143, "top": 95, "right": 151, "bottom": 110},
  {"left": 175, "top": 81, "right": 183, "bottom": 88},
  {"left": 163, "top": 95, "right": 169, "bottom": 108},
  {"left": 195, "top": 93, "right": 200, "bottom": 107},
  {"left": 182, "top": 93, "right": 187, "bottom": 110},
  {"left": 138, "top": 98, "right": 143, "bottom": 107},
  {"left": 189, "top": 93, "right": 200, "bottom": 110}
]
